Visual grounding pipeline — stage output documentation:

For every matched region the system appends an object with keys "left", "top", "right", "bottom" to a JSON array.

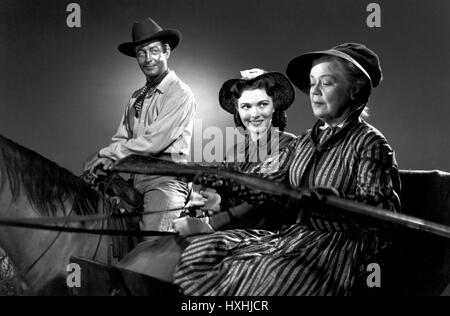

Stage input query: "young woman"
[{"left": 173, "top": 69, "right": 296, "bottom": 235}]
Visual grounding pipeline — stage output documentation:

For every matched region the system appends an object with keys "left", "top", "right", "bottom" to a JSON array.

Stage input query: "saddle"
[{"left": 81, "top": 171, "right": 143, "bottom": 213}]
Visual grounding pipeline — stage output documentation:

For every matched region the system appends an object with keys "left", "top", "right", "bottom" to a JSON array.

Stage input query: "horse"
[{"left": 0, "top": 134, "right": 129, "bottom": 295}]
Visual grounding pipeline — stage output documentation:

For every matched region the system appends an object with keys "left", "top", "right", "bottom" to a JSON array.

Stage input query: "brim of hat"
[
  {"left": 286, "top": 49, "right": 358, "bottom": 94},
  {"left": 219, "top": 72, "right": 295, "bottom": 114},
  {"left": 118, "top": 29, "right": 182, "bottom": 57}
]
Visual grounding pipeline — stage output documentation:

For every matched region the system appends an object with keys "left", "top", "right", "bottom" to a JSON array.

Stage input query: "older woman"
[
  {"left": 173, "top": 43, "right": 401, "bottom": 296},
  {"left": 174, "top": 69, "right": 296, "bottom": 235}
]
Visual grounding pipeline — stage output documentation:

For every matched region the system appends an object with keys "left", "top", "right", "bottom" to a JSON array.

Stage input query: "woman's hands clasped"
[{"left": 173, "top": 189, "right": 222, "bottom": 237}]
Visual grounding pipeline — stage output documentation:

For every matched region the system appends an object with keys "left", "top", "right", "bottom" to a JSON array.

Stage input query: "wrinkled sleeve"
[
  {"left": 97, "top": 97, "right": 134, "bottom": 159},
  {"left": 99, "top": 89, "right": 195, "bottom": 161},
  {"left": 347, "top": 137, "right": 401, "bottom": 213}
]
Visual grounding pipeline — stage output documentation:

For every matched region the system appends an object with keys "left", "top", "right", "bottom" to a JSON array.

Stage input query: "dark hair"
[
  {"left": 161, "top": 42, "right": 169, "bottom": 53},
  {"left": 230, "top": 76, "right": 288, "bottom": 131},
  {"left": 135, "top": 41, "right": 169, "bottom": 54}
]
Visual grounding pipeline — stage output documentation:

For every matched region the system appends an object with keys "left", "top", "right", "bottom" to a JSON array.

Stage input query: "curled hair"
[{"left": 230, "top": 76, "right": 288, "bottom": 130}]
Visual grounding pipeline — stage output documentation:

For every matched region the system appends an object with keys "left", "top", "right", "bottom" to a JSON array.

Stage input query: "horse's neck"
[
  {"left": 0, "top": 137, "right": 119, "bottom": 294},
  {"left": 23, "top": 227, "right": 109, "bottom": 295},
  {"left": 0, "top": 190, "right": 109, "bottom": 294}
]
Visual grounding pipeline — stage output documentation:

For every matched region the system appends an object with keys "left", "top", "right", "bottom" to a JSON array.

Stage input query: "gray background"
[{"left": 0, "top": 0, "right": 449, "bottom": 174}]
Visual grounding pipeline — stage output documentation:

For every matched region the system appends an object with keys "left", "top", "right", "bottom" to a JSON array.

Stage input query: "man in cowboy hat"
[{"left": 84, "top": 17, "right": 196, "bottom": 233}]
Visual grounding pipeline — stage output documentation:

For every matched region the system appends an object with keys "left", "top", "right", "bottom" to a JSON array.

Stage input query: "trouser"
[{"left": 134, "top": 175, "right": 191, "bottom": 233}]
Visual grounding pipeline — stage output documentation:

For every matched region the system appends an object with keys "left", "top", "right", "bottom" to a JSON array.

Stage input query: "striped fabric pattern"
[
  {"left": 225, "top": 129, "right": 296, "bottom": 173},
  {"left": 174, "top": 227, "right": 380, "bottom": 296},
  {"left": 173, "top": 117, "right": 401, "bottom": 296},
  {"left": 288, "top": 118, "right": 400, "bottom": 211}
]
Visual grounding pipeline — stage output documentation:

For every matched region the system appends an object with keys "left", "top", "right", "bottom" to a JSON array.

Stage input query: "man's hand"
[
  {"left": 173, "top": 216, "right": 214, "bottom": 237},
  {"left": 84, "top": 157, "right": 114, "bottom": 178},
  {"left": 83, "top": 152, "right": 100, "bottom": 171}
]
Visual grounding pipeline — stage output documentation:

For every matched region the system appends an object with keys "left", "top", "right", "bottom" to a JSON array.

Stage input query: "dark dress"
[{"left": 174, "top": 115, "right": 401, "bottom": 295}]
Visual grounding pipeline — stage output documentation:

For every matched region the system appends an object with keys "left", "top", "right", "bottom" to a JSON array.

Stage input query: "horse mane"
[{"left": 0, "top": 134, "right": 98, "bottom": 216}]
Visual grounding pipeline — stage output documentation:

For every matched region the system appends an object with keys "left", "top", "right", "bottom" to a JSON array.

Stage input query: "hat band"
[{"left": 327, "top": 49, "right": 372, "bottom": 83}]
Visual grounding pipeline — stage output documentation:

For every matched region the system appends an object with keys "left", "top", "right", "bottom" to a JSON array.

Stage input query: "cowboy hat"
[
  {"left": 286, "top": 43, "right": 383, "bottom": 94},
  {"left": 219, "top": 68, "right": 295, "bottom": 114},
  {"left": 118, "top": 17, "right": 182, "bottom": 57}
]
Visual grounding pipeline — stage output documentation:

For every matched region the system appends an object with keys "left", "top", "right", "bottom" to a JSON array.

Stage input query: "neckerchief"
[{"left": 133, "top": 70, "right": 169, "bottom": 118}]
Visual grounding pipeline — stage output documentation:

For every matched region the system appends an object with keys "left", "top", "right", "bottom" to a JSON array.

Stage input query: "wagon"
[{"left": 67, "top": 165, "right": 450, "bottom": 296}]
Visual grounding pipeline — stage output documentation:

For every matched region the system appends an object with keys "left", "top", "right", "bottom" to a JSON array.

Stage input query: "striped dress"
[
  {"left": 224, "top": 128, "right": 296, "bottom": 173},
  {"left": 208, "top": 129, "right": 296, "bottom": 230},
  {"left": 173, "top": 115, "right": 401, "bottom": 296}
]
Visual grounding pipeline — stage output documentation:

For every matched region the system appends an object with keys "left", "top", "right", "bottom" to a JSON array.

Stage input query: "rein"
[
  {"left": 112, "top": 156, "right": 450, "bottom": 240},
  {"left": 0, "top": 207, "right": 190, "bottom": 236},
  {"left": 4, "top": 180, "right": 188, "bottom": 284}
]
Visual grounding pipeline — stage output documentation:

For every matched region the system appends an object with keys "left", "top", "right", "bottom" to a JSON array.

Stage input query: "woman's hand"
[
  {"left": 173, "top": 216, "right": 215, "bottom": 237},
  {"left": 190, "top": 189, "right": 222, "bottom": 214},
  {"left": 199, "top": 190, "right": 221, "bottom": 213}
]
